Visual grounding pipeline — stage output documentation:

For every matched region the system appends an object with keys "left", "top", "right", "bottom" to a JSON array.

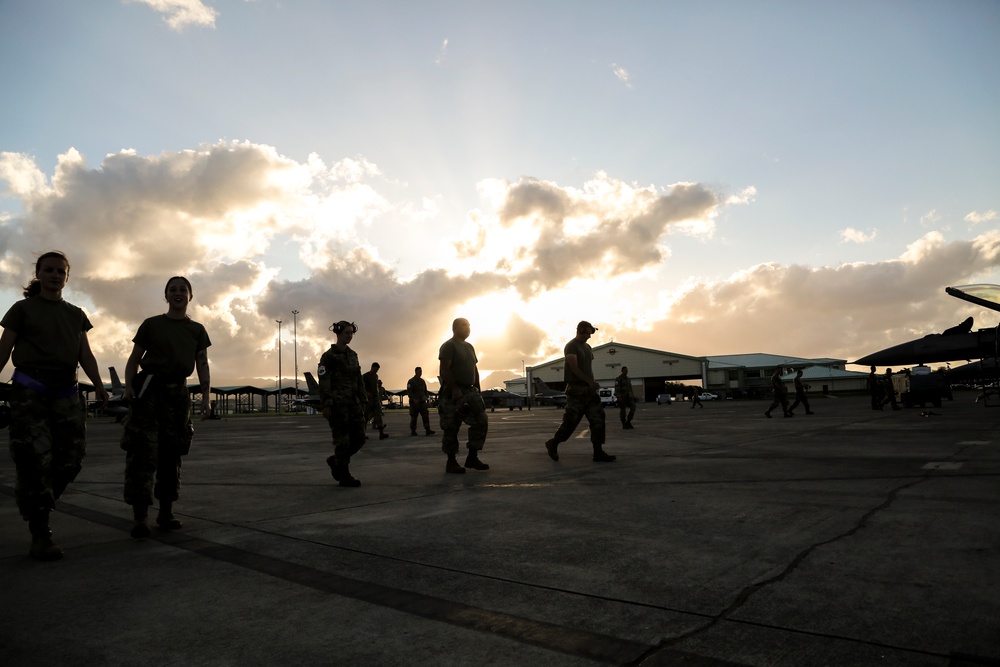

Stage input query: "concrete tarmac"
[{"left": 2, "top": 395, "right": 998, "bottom": 666}]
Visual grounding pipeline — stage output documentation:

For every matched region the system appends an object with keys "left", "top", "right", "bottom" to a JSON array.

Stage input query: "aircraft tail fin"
[
  {"left": 109, "top": 367, "right": 124, "bottom": 396},
  {"left": 304, "top": 371, "right": 319, "bottom": 394}
]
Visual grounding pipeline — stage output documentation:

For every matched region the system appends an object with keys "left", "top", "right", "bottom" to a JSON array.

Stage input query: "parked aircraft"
[
  {"left": 290, "top": 372, "right": 322, "bottom": 409},
  {"left": 92, "top": 367, "right": 129, "bottom": 422},
  {"left": 854, "top": 284, "right": 1000, "bottom": 367},
  {"left": 531, "top": 377, "right": 568, "bottom": 408}
]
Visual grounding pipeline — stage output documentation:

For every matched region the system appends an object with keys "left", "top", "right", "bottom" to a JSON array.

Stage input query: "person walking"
[
  {"left": 545, "top": 321, "right": 616, "bottom": 463},
  {"left": 318, "top": 321, "right": 368, "bottom": 487},
  {"left": 121, "top": 276, "right": 212, "bottom": 538},
  {"left": 787, "top": 369, "right": 815, "bottom": 415},
  {"left": 763, "top": 368, "right": 791, "bottom": 418},
  {"left": 362, "top": 362, "right": 389, "bottom": 440},
  {"left": 881, "top": 368, "right": 901, "bottom": 411},
  {"left": 0, "top": 251, "right": 109, "bottom": 559},
  {"left": 438, "top": 318, "right": 489, "bottom": 473},
  {"left": 407, "top": 366, "right": 435, "bottom": 436},
  {"left": 614, "top": 366, "right": 637, "bottom": 429}
]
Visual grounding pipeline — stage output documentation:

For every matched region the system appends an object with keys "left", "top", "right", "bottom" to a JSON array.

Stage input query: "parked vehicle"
[
  {"left": 656, "top": 394, "right": 672, "bottom": 405},
  {"left": 598, "top": 387, "right": 617, "bottom": 406},
  {"left": 696, "top": 393, "right": 718, "bottom": 401}
]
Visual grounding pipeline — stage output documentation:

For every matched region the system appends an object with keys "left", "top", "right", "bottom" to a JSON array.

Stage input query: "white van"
[{"left": 598, "top": 387, "right": 616, "bottom": 406}]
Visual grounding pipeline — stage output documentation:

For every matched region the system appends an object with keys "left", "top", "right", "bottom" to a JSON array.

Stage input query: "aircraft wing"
[{"left": 946, "top": 284, "right": 1000, "bottom": 312}]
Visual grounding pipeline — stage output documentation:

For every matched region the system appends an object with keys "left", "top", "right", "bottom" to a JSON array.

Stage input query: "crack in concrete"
[{"left": 631, "top": 444, "right": 978, "bottom": 666}]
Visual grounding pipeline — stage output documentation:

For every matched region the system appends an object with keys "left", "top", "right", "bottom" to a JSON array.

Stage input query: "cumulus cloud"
[
  {"left": 464, "top": 174, "right": 719, "bottom": 296},
  {"left": 623, "top": 230, "right": 1000, "bottom": 365},
  {"left": 840, "top": 227, "right": 877, "bottom": 244},
  {"left": 126, "top": 0, "right": 218, "bottom": 30},
  {"left": 2, "top": 141, "right": 994, "bottom": 389},
  {"left": 965, "top": 210, "right": 997, "bottom": 225}
]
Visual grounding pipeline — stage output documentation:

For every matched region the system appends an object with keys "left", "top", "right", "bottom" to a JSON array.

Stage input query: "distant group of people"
[
  {"left": 764, "top": 368, "right": 815, "bottom": 418},
  {"left": 0, "top": 251, "right": 212, "bottom": 559},
  {"left": 318, "top": 318, "right": 619, "bottom": 487}
]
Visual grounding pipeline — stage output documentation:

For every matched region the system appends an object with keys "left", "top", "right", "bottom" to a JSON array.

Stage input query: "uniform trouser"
[
  {"left": 409, "top": 403, "right": 431, "bottom": 432},
  {"left": 122, "top": 383, "right": 193, "bottom": 507},
  {"left": 869, "top": 390, "right": 883, "bottom": 410},
  {"left": 767, "top": 392, "right": 789, "bottom": 414},
  {"left": 366, "top": 399, "right": 384, "bottom": 430},
  {"left": 326, "top": 402, "right": 367, "bottom": 463},
  {"left": 8, "top": 385, "right": 87, "bottom": 519},
  {"left": 618, "top": 399, "right": 636, "bottom": 425},
  {"left": 438, "top": 387, "right": 488, "bottom": 455},
  {"left": 789, "top": 391, "right": 810, "bottom": 412},
  {"left": 551, "top": 384, "right": 606, "bottom": 447}
]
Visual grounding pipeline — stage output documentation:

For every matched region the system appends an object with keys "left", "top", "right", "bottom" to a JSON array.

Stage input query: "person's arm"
[
  {"left": 79, "top": 331, "right": 109, "bottom": 406},
  {"left": 123, "top": 343, "right": 145, "bottom": 401},
  {"left": 196, "top": 347, "right": 211, "bottom": 419},
  {"left": 440, "top": 357, "right": 462, "bottom": 400},
  {"left": 0, "top": 328, "right": 16, "bottom": 376},
  {"left": 474, "top": 366, "right": 481, "bottom": 392}
]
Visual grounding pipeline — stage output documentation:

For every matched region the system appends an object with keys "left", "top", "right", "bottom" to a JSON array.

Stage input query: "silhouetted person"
[
  {"left": 545, "top": 321, "right": 616, "bottom": 463},
  {"left": 787, "top": 369, "right": 814, "bottom": 415},
  {"left": 362, "top": 362, "right": 388, "bottom": 440},
  {"left": 615, "top": 366, "right": 636, "bottom": 429},
  {"left": 882, "top": 368, "right": 901, "bottom": 411},
  {"left": 691, "top": 392, "right": 703, "bottom": 409},
  {"left": 407, "top": 366, "right": 435, "bottom": 436},
  {"left": 764, "top": 369, "right": 791, "bottom": 418},
  {"left": 867, "top": 365, "right": 883, "bottom": 411},
  {"left": 438, "top": 318, "right": 489, "bottom": 473}
]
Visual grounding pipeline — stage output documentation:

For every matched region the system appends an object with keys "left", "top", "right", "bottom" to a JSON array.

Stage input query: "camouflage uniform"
[
  {"left": 121, "top": 380, "right": 193, "bottom": 506},
  {"left": 121, "top": 314, "right": 210, "bottom": 507},
  {"left": 614, "top": 372, "right": 636, "bottom": 427},
  {"left": 8, "top": 384, "right": 87, "bottom": 518},
  {"left": 549, "top": 338, "right": 606, "bottom": 448},
  {"left": 2, "top": 296, "right": 93, "bottom": 520},
  {"left": 438, "top": 387, "right": 487, "bottom": 455},
  {"left": 438, "top": 337, "right": 488, "bottom": 455},
  {"left": 318, "top": 345, "right": 367, "bottom": 464},
  {"left": 407, "top": 373, "right": 433, "bottom": 434},
  {"left": 362, "top": 369, "right": 385, "bottom": 432}
]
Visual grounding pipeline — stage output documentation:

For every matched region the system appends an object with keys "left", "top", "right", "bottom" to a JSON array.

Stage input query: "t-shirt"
[
  {"left": 439, "top": 338, "right": 478, "bottom": 387},
  {"left": 133, "top": 314, "right": 211, "bottom": 379},
  {"left": 1, "top": 296, "right": 92, "bottom": 388},
  {"left": 407, "top": 376, "right": 428, "bottom": 403},
  {"left": 564, "top": 338, "right": 594, "bottom": 384}
]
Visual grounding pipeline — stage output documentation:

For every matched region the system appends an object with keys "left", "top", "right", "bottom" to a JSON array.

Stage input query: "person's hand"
[
  {"left": 322, "top": 406, "right": 332, "bottom": 420},
  {"left": 95, "top": 386, "right": 110, "bottom": 408},
  {"left": 201, "top": 396, "right": 212, "bottom": 420}
]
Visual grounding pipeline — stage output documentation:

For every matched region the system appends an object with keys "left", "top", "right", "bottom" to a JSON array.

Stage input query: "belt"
[{"left": 12, "top": 369, "right": 79, "bottom": 398}]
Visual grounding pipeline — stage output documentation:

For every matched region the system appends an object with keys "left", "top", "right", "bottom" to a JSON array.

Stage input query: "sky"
[{"left": 1, "top": 0, "right": 999, "bottom": 391}]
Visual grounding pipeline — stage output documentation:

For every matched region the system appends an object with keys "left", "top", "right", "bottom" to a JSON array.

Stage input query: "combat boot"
[
  {"left": 28, "top": 509, "right": 63, "bottom": 561},
  {"left": 156, "top": 501, "right": 183, "bottom": 530},
  {"left": 338, "top": 463, "right": 361, "bottom": 488},
  {"left": 592, "top": 449, "right": 617, "bottom": 463},
  {"left": 464, "top": 451, "right": 490, "bottom": 471},
  {"left": 378, "top": 428, "right": 389, "bottom": 440},
  {"left": 130, "top": 504, "right": 151, "bottom": 539},
  {"left": 445, "top": 455, "right": 466, "bottom": 474},
  {"left": 545, "top": 439, "right": 559, "bottom": 461}
]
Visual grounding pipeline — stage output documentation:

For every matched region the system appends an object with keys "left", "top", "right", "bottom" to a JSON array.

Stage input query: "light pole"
[
  {"left": 292, "top": 310, "right": 299, "bottom": 400},
  {"left": 276, "top": 319, "right": 282, "bottom": 414}
]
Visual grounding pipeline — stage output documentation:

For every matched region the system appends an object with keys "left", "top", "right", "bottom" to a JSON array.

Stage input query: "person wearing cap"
[
  {"left": 317, "top": 320, "right": 368, "bottom": 487},
  {"left": 438, "top": 317, "right": 489, "bottom": 474},
  {"left": 545, "top": 321, "right": 616, "bottom": 463}
]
